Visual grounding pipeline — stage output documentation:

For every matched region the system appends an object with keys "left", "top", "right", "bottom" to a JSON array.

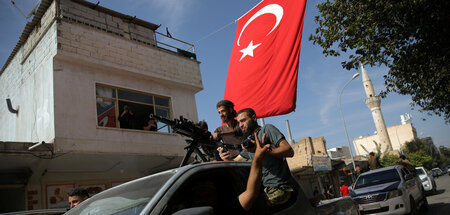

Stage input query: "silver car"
[
  {"left": 415, "top": 167, "right": 437, "bottom": 194},
  {"left": 64, "top": 162, "right": 359, "bottom": 215},
  {"left": 350, "top": 165, "right": 427, "bottom": 214}
]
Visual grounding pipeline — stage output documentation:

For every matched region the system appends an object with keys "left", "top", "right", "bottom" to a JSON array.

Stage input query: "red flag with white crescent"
[{"left": 224, "top": 0, "right": 307, "bottom": 118}]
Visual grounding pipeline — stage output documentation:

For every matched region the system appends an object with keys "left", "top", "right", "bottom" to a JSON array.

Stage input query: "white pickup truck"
[
  {"left": 65, "top": 162, "right": 359, "bottom": 215},
  {"left": 350, "top": 165, "right": 427, "bottom": 215}
]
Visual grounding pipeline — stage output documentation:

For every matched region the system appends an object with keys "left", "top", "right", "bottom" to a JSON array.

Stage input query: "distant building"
[
  {"left": 353, "top": 123, "right": 417, "bottom": 155},
  {"left": 288, "top": 137, "right": 344, "bottom": 201},
  {"left": 0, "top": 0, "right": 200, "bottom": 211},
  {"left": 327, "top": 146, "right": 354, "bottom": 165},
  {"left": 327, "top": 146, "right": 351, "bottom": 159}
]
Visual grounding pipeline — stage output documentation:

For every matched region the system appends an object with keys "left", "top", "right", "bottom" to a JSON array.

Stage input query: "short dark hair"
[
  {"left": 355, "top": 164, "right": 360, "bottom": 168},
  {"left": 369, "top": 152, "right": 375, "bottom": 156},
  {"left": 237, "top": 108, "right": 256, "bottom": 118},
  {"left": 216, "top": 100, "right": 237, "bottom": 118},
  {"left": 400, "top": 155, "right": 406, "bottom": 160},
  {"left": 216, "top": 100, "right": 234, "bottom": 109},
  {"left": 68, "top": 188, "right": 89, "bottom": 198}
]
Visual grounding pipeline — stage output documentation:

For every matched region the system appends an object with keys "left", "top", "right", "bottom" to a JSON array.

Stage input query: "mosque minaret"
[{"left": 361, "top": 63, "right": 393, "bottom": 153}]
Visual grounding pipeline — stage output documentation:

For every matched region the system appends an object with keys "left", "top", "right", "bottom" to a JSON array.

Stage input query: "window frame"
[{"left": 95, "top": 83, "right": 173, "bottom": 131}]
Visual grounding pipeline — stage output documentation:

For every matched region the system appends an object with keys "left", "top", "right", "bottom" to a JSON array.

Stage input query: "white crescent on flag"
[
  {"left": 225, "top": 0, "right": 307, "bottom": 118},
  {"left": 237, "top": 4, "right": 284, "bottom": 46}
]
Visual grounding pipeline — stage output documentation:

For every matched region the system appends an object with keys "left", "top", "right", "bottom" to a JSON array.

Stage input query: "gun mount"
[{"left": 150, "top": 114, "right": 218, "bottom": 167}]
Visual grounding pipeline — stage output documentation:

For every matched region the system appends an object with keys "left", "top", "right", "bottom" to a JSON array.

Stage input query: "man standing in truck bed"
[
  {"left": 219, "top": 108, "right": 295, "bottom": 207},
  {"left": 212, "top": 100, "right": 244, "bottom": 159}
]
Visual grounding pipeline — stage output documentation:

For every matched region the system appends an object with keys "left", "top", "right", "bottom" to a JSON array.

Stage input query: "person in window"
[
  {"left": 68, "top": 188, "right": 89, "bottom": 209},
  {"left": 398, "top": 155, "right": 417, "bottom": 176},
  {"left": 143, "top": 117, "right": 157, "bottom": 131},
  {"left": 368, "top": 152, "right": 382, "bottom": 170},
  {"left": 218, "top": 108, "right": 295, "bottom": 207},
  {"left": 118, "top": 104, "right": 134, "bottom": 129}
]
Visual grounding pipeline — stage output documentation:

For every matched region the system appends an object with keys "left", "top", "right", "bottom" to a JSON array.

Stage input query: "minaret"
[{"left": 361, "top": 63, "right": 393, "bottom": 153}]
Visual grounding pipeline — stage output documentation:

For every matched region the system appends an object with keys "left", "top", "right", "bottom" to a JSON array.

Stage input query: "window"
[
  {"left": 161, "top": 167, "right": 251, "bottom": 215},
  {"left": 354, "top": 169, "right": 400, "bottom": 189},
  {"left": 95, "top": 84, "right": 172, "bottom": 132}
]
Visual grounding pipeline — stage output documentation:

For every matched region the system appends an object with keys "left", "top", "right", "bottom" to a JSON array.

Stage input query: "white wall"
[
  {"left": 0, "top": 21, "right": 57, "bottom": 143},
  {"left": 51, "top": 20, "right": 202, "bottom": 157}
]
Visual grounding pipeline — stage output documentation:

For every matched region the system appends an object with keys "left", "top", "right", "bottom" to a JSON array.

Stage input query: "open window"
[
  {"left": 160, "top": 166, "right": 272, "bottom": 215},
  {"left": 95, "top": 84, "right": 172, "bottom": 132}
]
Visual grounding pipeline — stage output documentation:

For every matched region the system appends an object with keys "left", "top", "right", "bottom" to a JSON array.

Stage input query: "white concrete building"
[
  {"left": 353, "top": 123, "right": 417, "bottom": 156},
  {"left": 0, "top": 0, "right": 201, "bottom": 211},
  {"left": 327, "top": 146, "right": 352, "bottom": 160}
]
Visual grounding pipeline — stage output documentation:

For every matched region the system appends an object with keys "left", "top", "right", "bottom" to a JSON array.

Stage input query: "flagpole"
[
  {"left": 259, "top": 118, "right": 265, "bottom": 126},
  {"left": 285, "top": 120, "right": 295, "bottom": 145}
]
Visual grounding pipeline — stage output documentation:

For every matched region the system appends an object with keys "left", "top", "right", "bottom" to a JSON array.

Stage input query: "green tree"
[
  {"left": 406, "top": 150, "right": 432, "bottom": 168},
  {"left": 402, "top": 139, "right": 445, "bottom": 168},
  {"left": 380, "top": 154, "right": 399, "bottom": 167},
  {"left": 310, "top": 0, "right": 450, "bottom": 122}
]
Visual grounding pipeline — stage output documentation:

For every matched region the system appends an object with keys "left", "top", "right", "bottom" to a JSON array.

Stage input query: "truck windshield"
[
  {"left": 65, "top": 171, "right": 175, "bottom": 215},
  {"left": 416, "top": 168, "right": 425, "bottom": 175},
  {"left": 354, "top": 169, "right": 400, "bottom": 189}
]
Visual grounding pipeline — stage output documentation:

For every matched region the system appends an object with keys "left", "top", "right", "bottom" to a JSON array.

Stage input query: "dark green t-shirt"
[{"left": 240, "top": 124, "right": 292, "bottom": 189}]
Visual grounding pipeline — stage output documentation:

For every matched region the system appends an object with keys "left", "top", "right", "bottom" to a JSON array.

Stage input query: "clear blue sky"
[{"left": 1, "top": 0, "right": 449, "bottom": 154}]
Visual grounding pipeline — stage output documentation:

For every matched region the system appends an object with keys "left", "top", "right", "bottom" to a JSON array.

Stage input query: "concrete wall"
[
  {"left": 353, "top": 123, "right": 416, "bottom": 155},
  {"left": 288, "top": 136, "right": 328, "bottom": 172},
  {"left": 60, "top": 0, "right": 156, "bottom": 46},
  {"left": 52, "top": 16, "right": 201, "bottom": 156},
  {"left": 327, "top": 146, "right": 352, "bottom": 159},
  {"left": 0, "top": 2, "right": 57, "bottom": 143}
]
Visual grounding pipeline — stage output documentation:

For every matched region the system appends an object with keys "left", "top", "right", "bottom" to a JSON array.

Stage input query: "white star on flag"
[{"left": 239, "top": 40, "right": 261, "bottom": 61}]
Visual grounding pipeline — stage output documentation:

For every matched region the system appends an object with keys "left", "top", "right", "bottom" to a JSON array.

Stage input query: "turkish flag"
[{"left": 224, "top": 0, "right": 307, "bottom": 118}]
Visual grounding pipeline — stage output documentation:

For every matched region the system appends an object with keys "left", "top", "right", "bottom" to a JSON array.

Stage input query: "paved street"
[{"left": 424, "top": 174, "right": 450, "bottom": 214}]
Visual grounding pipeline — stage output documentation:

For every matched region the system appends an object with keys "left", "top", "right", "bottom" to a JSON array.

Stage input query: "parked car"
[
  {"left": 65, "top": 162, "right": 359, "bottom": 215},
  {"left": 431, "top": 168, "right": 443, "bottom": 178},
  {"left": 441, "top": 167, "right": 448, "bottom": 175},
  {"left": 350, "top": 165, "right": 427, "bottom": 214},
  {"left": 415, "top": 167, "right": 437, "bottom": 194}
]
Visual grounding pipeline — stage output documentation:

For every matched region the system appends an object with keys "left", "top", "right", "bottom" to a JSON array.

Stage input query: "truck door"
[{"left": 155, "top": 165, "right": 268, "bottom": 215}]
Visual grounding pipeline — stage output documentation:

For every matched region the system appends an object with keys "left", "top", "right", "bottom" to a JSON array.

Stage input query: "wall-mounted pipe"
[{"left": 6, "top": 98, "right": 19, "bottom": 114}]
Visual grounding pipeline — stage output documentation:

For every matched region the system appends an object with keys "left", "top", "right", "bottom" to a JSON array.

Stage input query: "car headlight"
[{"left": 388, "top": 189, "right": 403, "bottom": 199}]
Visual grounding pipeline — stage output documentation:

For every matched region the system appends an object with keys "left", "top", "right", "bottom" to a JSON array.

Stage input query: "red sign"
[
  {"left": 98, "top": 106, "right": 116, "bottom": 127},
  {"left": 225, "top": 0, "right": 307, "bottom": 118}
]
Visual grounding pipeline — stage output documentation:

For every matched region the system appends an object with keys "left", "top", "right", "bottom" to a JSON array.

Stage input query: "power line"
[
  {"left": 194, "top": 19, "right": 237, "bottom": 45},
  {"left": 10, "top": 0, "right": 41, "bottom": 19}
]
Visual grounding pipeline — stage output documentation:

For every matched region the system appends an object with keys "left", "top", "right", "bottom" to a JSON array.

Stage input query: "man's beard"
[
  {"left": 221, "top": 113, "right": 233, "bottom": 123},
  {"left": 243, "top": 120, "right": 257, "bottom": 137}
]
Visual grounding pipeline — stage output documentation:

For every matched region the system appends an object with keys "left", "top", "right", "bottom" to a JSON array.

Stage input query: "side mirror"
[
  {"left": 405, "top": 173, "right": 413, "bottom": 180},
  {"left": 172, "top": 206, "right": 215, "bottom": 215}
]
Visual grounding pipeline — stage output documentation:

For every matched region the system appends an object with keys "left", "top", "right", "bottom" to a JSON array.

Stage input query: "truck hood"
[
  {"left": 418, "top": 174, "right": 426, "bottom": 180},
  {"left": 352, "top": 181, "right": 400, "bottom": 196}
]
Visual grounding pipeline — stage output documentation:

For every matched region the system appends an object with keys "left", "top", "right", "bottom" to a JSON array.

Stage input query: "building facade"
[
  {"left": 287, "top": 136, "right": 343, "bottom": 201},
  {"left": 0, "top": 0, "right": 201, "bottom": 211},
  {"left": 353, "top": 123, "right": 417, "bottom": 156}
]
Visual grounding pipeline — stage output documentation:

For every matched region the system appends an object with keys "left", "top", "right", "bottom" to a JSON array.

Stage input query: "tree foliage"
[
  {"left": 380, "top": 154, "right": 399, "bottom": 167},
  {"left": 310, "top": 0, "right": 450, "bottom": 122},
  {"left": 402, "top": 138, "right": 447, "bottom": 169},
  {"left": 406, "top": 150, "right": 432, "bottom": 167}
]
